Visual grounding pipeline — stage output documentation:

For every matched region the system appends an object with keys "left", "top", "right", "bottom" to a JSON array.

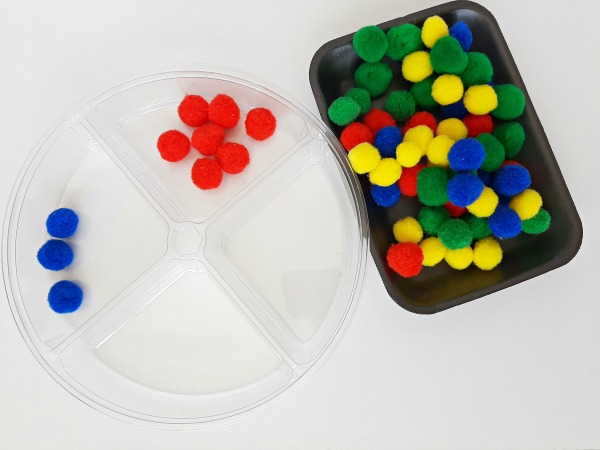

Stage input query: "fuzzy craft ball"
[
  {"left": 403, "top": 111, "right": 437, "bottom": 134},
  {"left": 447, "top": 172, "right": 484, "bottom": 207},
  {"left": 396, "top": 141, "right": 423, "bottom": 167},
  {"left": 208, "top": 94, "right": 240, "bottom": 129},
  {"left": 440, "top": 100, "right": 468, "bottom": 119},
  {"left": 430, "top": 36, "right": 468, "bottom": 74},
  {"left": 521, "top": 208, "right": 551, "bottom": 234},
  {"left": 418, "top": 205, "right": 450, "bottom": 236},
  {"left": 353, "top": 25, "right": 389, "bottom": 62},
  {"left": 477, "top": 133, "right": 505, "bottom": 172},
  {"left": 386, "top": 23, "right": 423, "bottom": 60},
  {"left": 473, "top": 237, "right": 503, "bottom": 270},
  {"left": 191, "top": 123, "right": 225, "bottom": 156},
  {"left": 460, "top": 52, "right": 494, "bottom": 88},
  {"left": 431, "top": 74, "right": 464, "bottom": 105},
  {"left": 421, "top": 15, "right": 449, "bottom": 49},
  {"left": 340, "top": 122, "right": 373, "bottom": 151},
  {"left": 37, "top": 239, "right": 74, "bottom": 271},
  {"left": 216, "top": 143, "right": 250, "bottom": 174},
  {"left": 328, "top": 96, "right": 361, "bottom": 126},
  {"left": 448, "top": 138, "right": 486, "bottom": 172},
  {"left": 46, "top": 208, "right": 78, "bottom": 239},
  {"left": 369, "top": 158, "right": 402, "bottom": 187},
  {"left": 449, "top": 21, "right": 473, "bottom": 51},
  {"left": 387, "top": 242, "right": 424, "bottom": 278},
  {"left": 463, "top": 84, "right": 498, "bottom": 115},
  {"left": 245, "top": 107, "right": 277, "bottom": 141},
  {"left": 417, "top": 166, "right": 450, "bottom": 206},
  {"left": 438, "top": 218, "right": 473, "bottom": 250},
  {"left": 355, "top": 62, "right": 393, "bottom": 97},
  {"left": 444, "top": 246, "right": 473, "bottom": 270},
  {"left": 398, "top": 163, "right": 425, "bottom": 197},
  {"left": 463, "top": 114, "right": 494, "bottom": 138},
  {"left": 178, "top": 94, "right": 209, "bottom": 127},
  {"left": 348, "top": 142, "right": 381, "bottom": 174},
  {"left": 385, "top": 90, "right": 416, "bottom": 122},
  {"left": 420, "top": 236, "right": 447, "bottom": 266},
  {"left": 157, "top": 130, "right": 191, "bottom": 162},
  {"left": 402, "top": 51, "right": 434, "bottom": 83},
  {"left": 488, "top": 205, "right": 522, "bottom": 239},
  {"left": 410, "top": 77, "right": 438, "bottom": 111},
  {"left": 363, "top": 108, "right": 396, "bottom": 133},
  {"left": 393, "top": 216, "right": 424, "bottom": 244},
  {"left": 371, "top": 183, "right": 401, "bottom": 207},
  {"left": 492, "top": 84, "right": 525, "bottom": 120},
  {"left": 492, "top": 164, "right": 531, "bottom": 196},
  {"left": 191, "top": 158, "right": 223, "bottom": 190},
  {"left": 374, "top": 126, "right": 402, "bottom": 158},
  {"left": 345, "top": 88, "right": 371, "bottom": 115},
  {"left": 48, "top": 280, "right": 83, "bottom": 314},
  {"left": 493, "top": 121, "right": 525, "bottom": 158}
]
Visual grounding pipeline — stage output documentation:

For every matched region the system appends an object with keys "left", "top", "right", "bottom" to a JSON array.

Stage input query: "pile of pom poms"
[
  {"left": 331, "top": 15, "right": 551, "bottom": 278},
  {"left": 37, "top": 208, "right": 83, "bottom": 314},
  {"left": 156, "top": 94, "right": 277, "bottom": 190}
]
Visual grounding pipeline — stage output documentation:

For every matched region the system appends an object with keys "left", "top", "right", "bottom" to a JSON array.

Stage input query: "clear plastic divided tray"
[{"left": 2, "top": 69, "right": 368, "bottom": 428}]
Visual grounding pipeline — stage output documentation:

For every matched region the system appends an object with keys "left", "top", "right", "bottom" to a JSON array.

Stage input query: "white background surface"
[{"left": 1, "top": 0, "right": 599, "bottom": 448}]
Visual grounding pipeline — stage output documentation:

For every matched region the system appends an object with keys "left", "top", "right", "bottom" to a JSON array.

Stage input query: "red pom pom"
[
  {"left": 402, "top": 112, "right": 437, "bottom": 134},
  {"left": 387, "top": 242, "right": 424, "bottom": 278},
  {"left": 398, "top": 163, "right": 425, "bottom": 197},
  {"left": 444, "top": 201, "right": 467, "bottom": 217},
  {"left": 216, "top": 142, "right": 250, "bottom": 174},
  {"left": 340, "top": 122, "right": 374, "bottom": 151},
  {"left": 502, "top": 160, "right": 523, "bottom": 167},
  {"left": 363, "top": 108, "right": 396, "bottom": 134},
  {"left": 208, "top": 94, "right": 240, "bottom": 129},
  {"left": 463, "top": 114, "right": 493, "bottom": 138},
  {"left": 157, "top": 130, "right": 190, "bottom": 162},
  {"left": 178, "top": 95, "right": 209, "bottom": 127},
  {"left": 191, "top": 123, "right": 225, "bottom": 156},
  {"left": 191, "top": 158, "right": 223, "bottom": 190},
  {"left": 245, "top": 108, "right": 276, "bottom": 141}
]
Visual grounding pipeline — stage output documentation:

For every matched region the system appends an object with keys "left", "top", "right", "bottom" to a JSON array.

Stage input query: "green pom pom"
[
  {"left": 492, "top": 84, "right": 526, "bottom": 120},
  {"left": 521, "top": 208, "right": 551, "bottom": 234},
  {"left": 353, "top": 25, "right": 388, "bottom": 63},
  {"left": 355, "top": 62, "right": 393, "bottom": 98},
  {"left": 386, "top": 23, "right": 423, "bottom": 60},
  {"left": 385, "top": 90, "right": 416, "bottom": 122},
  {"left": 418, "top": 206, "right": 451, "bottom": 236},
  {"left": 430, "top": 36, "right": 468, "bottom": 75},
  {"left": 438, "top": 218, "right": 473, "bottom": 249},
  {"left": 410, "top": 77, "right": 438, "bottom": 111},
  {"left": 345, "top": 88, "right": 371, "bottom": 115},
  {"left": 464, "top": 214, "right": 491, "bottom": 239},
  {"left": 476, "top": 133, "right": 505, "bottom": 172},
  {"left": 417, "top": 167, "right": 450, "bottom": 206},
  {"left": 493, "top": 122, "right": 526, "bottom": 159},
  {"left": 328, "top": 97, "right": 361, "bottom": 126},
  {"left": 460, "top": 52, "right": 493, "bottom": 88}
]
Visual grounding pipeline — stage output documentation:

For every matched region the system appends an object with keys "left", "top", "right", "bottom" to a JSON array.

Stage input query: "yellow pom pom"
[
  {"left": 463, "top": 85, "right": 498, "bottom": 115},
  {"left": 473, "top": 237, "right": 503, "bottom": 271},
  {"left": 421, "top": 15, "right": 449, "bottom": 48},
  {"left": 466, "top": 186, "right": 499, "bottom": 218},
  {"left": 402, "top": 51, "right": 434, "bottom": 83},
  {"left": 403, "top": 125, "right": 434, "bottom": 154},
  {"left": 393, "top": 217, "right": 423, "bottom": 244},
  {"left": 445, "top": 246, "right": 473, "bottom": 270},
  {"left": 431, "top": 74, "right": 464, "bottom": 106},
  {"left": 420, "top": 237, "right": 447, "bottom": 266},
  {"left": 436, "top": 118, "right": 468, "bottom": 141},
  {"left": 509, "top": 189, "right": 543, "bottom": 220},
  {"left": 426, "top": 135, "right": 454, "bottom": 167},
  {"left": 395, "top": 141, "right": 422, "bottom": 168},
  {"left": 369, "top": 158, "right": 402, "bottom": 187},
  {"left": 348, "top": 142, "right": 381, "bottom": 174}
]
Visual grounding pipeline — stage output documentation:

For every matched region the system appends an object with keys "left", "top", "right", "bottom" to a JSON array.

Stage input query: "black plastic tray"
[{"left": 309, "top": 0, "right": 583, "bottom": 314}]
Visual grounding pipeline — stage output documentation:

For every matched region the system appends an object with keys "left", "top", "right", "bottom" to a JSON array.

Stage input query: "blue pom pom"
[
  {"left": 37, "top": 239, "right": 74, "bottom": 271},
  {"left": 440, "top": 100, "right": 468, "bottom": 119},
  {"left": 488, "top": 205, "right": 522, "bottom": 238},
  {"left": 449, "top": 21, "right": 473, "bottom": 52},
  {"left": 373, "top": 126, "right": 402, "bottom": 158},
  {"left": 371, "top": 183, "right": 401, "bottom": 207},
  {"left": 448, "top": 138, "right": 486, "bottom": 172},
  {"left": 46, "top": 208, "right": 79, "bottom": 238},
  {"left": 48, "top": 280, "right": 83, "bottom": 314},
  {"left": 477, "top": 169, "right": 493, "bottom": 187},
  {"left": 492, "top": 165, "right": 531, "bottom": 196},
  {"left": 447, "top": 172, "right": 484, "bottom": 207}
]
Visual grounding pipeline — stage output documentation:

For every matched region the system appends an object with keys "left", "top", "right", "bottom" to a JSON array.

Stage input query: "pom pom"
[
  {"left": 340, "top": 122, "right": 374, "bottom": 151},
  {"left": 393, "top": 216, "right": 424, "bottom": 244},
  {"left": 421, "top": 15, "right": 449, "bottom": 48},
  {"left": 464, "top": 213, "right": 492, "bottom": 239},
  {"left": 493, "top": 122, "right": 525, "bottom": 159},
  {"left": 492, "top": 164, "right": 531, "bottom": 196},
  {"left": 369, "top": 158, "right": 402, "bottom": 187},
  {"left": 37, "top": 239, "right": 74, "bottom": 271},
  {"left": 177, "top": 95, "right": 209, "bottom": 127},
  {"left": 374, "top": 126, "right": 402, "bottom": 158},
  {"left": 245, "top": 108, "right": 276, "bottom": 141},
  {"left": 449, "top": 21, "right": 473, "bottom": 52},
  {"left": 436, "top": 118, "right": 468, "bottom": 141},
  {"left": 191, "top": 123, "right": 225, "bottom": 156},
  {"left": 402, "top": 112, "right": 437, "bottom": 134},
  {"left": 386, "top": 23, "right": 423, "bottom": 60},
  {"left": 402, "top": 51, "right": 434, "bottom": 83},
  {"left": 417, "top": 166, "right": 450, "bottom": 206},
  {"left": 208, "top": 94, "right": 240, "bottom": 129},
  {"left": 473, "top": 237, "right": 503, "bottom": 270},
  {"left": 157, "top": 130, "right": 190, "bottom": 162},
  {"left": 447, "top": 172, "right": 484, "bottom": 207},
  {"left": 521, "top": 208, "right": 551, "bottom": 234},
  {"left": 464, "top": 85, "right": 498, "bottom": 115},
  {"left": 431, "top": 74, "right": 464, "bottom": 106},
  {"left": 46, "top": 208, "right": 78, "bottom": 238},
  {"left": 488, "top": 205, "right": 522, "bottom": 238},
  {"left": 444, "top": 201, "right": 467, "bottom": 217},
  {"left": 48, "top": 280, "right": 83, "bottom": 314},
  {"left": 355, "top": 62, "right": 393, "bottom": 97},
  {"left": 363, "top": 108, "right": 396, "bottom": 134},
  {"left": 345, "top": 88, "right": 371, "bottom": 115},
  {"left": 426, "top": 135, "right": 454, "bottom": 167},
  {"left": 420, "top": 236, "right": 447, "bottom": 267},
  {"left": 430, "top": 36, "right": 468, "bottom": 74},
  {"left": 328, "top": 96, "right": 361, "bottom": 126},
  {"left": 418, "top": 206, "right": 451, "bottom": 236},
  {"left": 216, "top": 142, "right": 250, "bottom": 174},
  {"left": 387, "top": 242, "right": 424, "bottom": 278},
  {"left": 410, "top": 77, "right": 438, "bottom": 111},
  {"left": 371, "top": 183, "right": 401, "bottom": 207},
  {"left": 348, "top": 142, "right": 381, "bottom": 174},
  {"left": 509, "top": 188, "right": 542, "bottom": 220},
  {"left": 398, "top": 163, "right": 425, "bottom": 197},
  {"left": 403, "top": 125, "right": 434, "bottom": 154},
  {"left": 440, "top": 100, "right": 468, "bottom": 119},
  {"left": 448, "top": 138, "right": 486, "bottom": 172},
  {"left": 476, "top": 133, "right": 505, "bottom": 172},
  {"left": 466, "top": 186, "right": 499, "bottom": 218},
  {"left": 445, "top": 246, "right": 473, "bottom": 270},
  {"left": 461, "top": 52, "right": 493, "bottom": 88},
  {"left": 353, "top": 25, "right": 388, "bottom": 63},
  {"left": 191, "top": 158, "right": 223, "bottom": 190},
  {"left": 438, "top": 219, "right": 473, "bottom": 249},
  {"left": 396, "top": 141, "right": 423, "bottom": 167},
  {"left": 385, "top": 90, "right": 416, "bottom": 122},
  {"left": 492, "top": 84, "right": 526, "bottom": 120},
  {"left": 463, "top": 114, "right": 493, "bottom": 138}
]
